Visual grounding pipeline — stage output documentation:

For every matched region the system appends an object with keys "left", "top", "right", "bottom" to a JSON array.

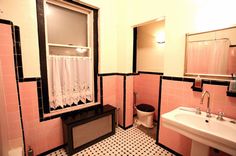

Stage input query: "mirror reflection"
[{"left": 185, "top": 26, "right": 236, "bottom": 77}]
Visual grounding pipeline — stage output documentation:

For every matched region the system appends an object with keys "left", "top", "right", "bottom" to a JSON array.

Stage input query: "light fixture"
[{"left": 156, "top": 31, "right": 165, "bottom": 44}]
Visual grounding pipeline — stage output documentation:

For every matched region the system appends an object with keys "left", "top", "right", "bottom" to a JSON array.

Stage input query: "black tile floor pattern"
[{"left": 47, "top": 126, "right": 175, "bottom": 156}]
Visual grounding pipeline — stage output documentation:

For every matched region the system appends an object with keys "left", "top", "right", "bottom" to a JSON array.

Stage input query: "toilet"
[{"left": 136, "top": 104, "right": 155, "bottom": 128}]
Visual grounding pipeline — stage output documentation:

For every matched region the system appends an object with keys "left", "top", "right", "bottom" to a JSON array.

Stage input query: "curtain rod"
[
  {"left": 49, "top": 55, "right": 90, "bottom": 59},
  {"left": 188, "top": 38, "right": 230, "bottom": 43},
  {"left": 187, "top": 25, "right": 236, "bottom": 36}
]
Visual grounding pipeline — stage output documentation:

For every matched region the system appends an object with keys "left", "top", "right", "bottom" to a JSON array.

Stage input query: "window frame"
[{"left": 36, "top": 0, "right": 99, "bottom": 116}]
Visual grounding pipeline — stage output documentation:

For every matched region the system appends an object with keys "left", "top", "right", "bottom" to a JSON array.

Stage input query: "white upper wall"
[
  {"left": 0, "top": 0, "right": 40, "bottom": 78},
  {"left": 81, "top": 0, "right": 120, "bottom": 73},
  {"left": 1, "top": 0, "right": 236, "bottom": 76}
]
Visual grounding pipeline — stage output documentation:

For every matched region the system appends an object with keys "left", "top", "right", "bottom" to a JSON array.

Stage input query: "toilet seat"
[{"left": 136, "top": 104, "right": 155, "bottom": 112}]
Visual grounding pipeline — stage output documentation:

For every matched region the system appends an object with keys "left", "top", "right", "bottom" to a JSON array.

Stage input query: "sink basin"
[{"left": 161, "top": 107, "right": 236, "bottom": 156}]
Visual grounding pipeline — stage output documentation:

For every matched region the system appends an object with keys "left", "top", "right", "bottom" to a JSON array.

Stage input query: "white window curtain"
[
  {"left": 48, "top": 55, "right": 93, "bottom": 109},
  {"left": 186, "top": 39, "right": 230, "bottom": 75}
]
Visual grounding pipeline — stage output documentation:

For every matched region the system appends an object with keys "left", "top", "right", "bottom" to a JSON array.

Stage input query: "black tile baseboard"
[
  {"left": 156, "top": 143, "right": 182, "bottom": 156},
  {"left": 38, "top": 144, "right": 66, "bottom": 156}
]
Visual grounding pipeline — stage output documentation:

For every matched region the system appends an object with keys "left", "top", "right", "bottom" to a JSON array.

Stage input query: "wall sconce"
[{"left": 156, "top": 31, "right": 165, "bottom": 44}]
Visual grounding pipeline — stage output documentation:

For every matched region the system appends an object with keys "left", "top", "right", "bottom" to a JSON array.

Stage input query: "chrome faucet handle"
[
  {"left": 196, "top": 107, "right": 201, "bottom": 115},
  {"left": 216, "top": 112, "right": 224, "bottom": 121}
]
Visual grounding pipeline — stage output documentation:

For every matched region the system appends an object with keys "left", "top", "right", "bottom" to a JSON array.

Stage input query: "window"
[
  {"left": 36, "top": 0, "right": 98, "bottom": 115},
  {"left": 45, "top": 1, "right": 92, "bottom": 57}
]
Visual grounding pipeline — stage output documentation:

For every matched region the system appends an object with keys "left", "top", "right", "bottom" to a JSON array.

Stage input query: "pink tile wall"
[
  {"left": 159, "top": 79, "right": 236, "bottom": 156},
  {"left": 19, "top": 82, "right": 63, "bottom": 155},
  {"left": 103, "top": 76, "right": 117, "bottom": 107},
  {"left": 116, "top": 76, "right": 124, "bottom": 126},
  {"left": 102, "top": 75, "right": 124, "bottom": 126},
  {"left": 134, "top": 74, "right": 161, "bottom": 120},
  {"left": 125, "top": 76, "right": 134, "bottom": 127},
  {"left": 0, "top": 23, "right": 23, "bottom": 149}
]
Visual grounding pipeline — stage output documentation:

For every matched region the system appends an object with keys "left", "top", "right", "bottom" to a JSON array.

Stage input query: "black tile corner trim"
[
  {"left": 124, "top": 124, "right": 133, "bottom": 130},
  {"left": 38, "top": 144, "right": 66, "bottom": 156},
  {"left": 11, "top": 21, "right": 58, "bottom": 122},
  {"left": 156, "top": 143, "right": 182, "bottom": 156},
  {"left": 36, "top": 0, "right": 50, "bottom": 113},
  {"left": 0, "top": 19, "right": 13, "bottom": 25},
  {"left": 133, "top": 27, "right": 137, "bottom": 73},
  {"left": 123, "top": 75, "right": 126, "bottom": 128},
  {"left": 156, "top": 77, "right": 162, "bottom": 142},
  {"left": 13, "top": 25, "right": 24, "bottom": 81},
  {"left": 118, "top": 124, "right": 125, "bottom": 130},
  {"left": 100, "top": 76, "right": 103, "bottom": 105},
  {"left": 10, "top": 23, "right": 26, "bottom": 156}
]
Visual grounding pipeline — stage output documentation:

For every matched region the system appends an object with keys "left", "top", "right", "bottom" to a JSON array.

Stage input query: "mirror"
[
  {"left": 185, "top": 26, "right": 236, "bottom": 78},
  {"left": 133, "top": 18, "right": 165, "bottom": 73}
]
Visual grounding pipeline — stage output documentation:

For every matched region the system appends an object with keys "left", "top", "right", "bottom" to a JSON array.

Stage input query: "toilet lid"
[{"left": 136, "top": 104, "right": 155, "bottom": 112}]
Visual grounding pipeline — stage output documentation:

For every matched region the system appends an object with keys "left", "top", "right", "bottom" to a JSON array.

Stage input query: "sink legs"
[{"left": 191, "top": 140, "right": 209, "bottom": 156}]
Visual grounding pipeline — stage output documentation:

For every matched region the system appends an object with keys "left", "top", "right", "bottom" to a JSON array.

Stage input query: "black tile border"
[
  {"left": 99, "top": 72, "right": 162, "bottom": 77},
  {"left": 162, "top": 75, "right": 233, "bottom": 96},
  {"left": 37, "top": 144, "right": 66, "bottom": 156},
  {"left": 138, "top": 71, "right": 164, "bottom": 75},
  {"left": 100, "top": 76, "right": 103, "bottom": 105},
  {"left": 123, "top": 75, "right": 126, "bottom": 128},
  {"left": 226, "top": 91, "right": 236, "bottom": 97},
  {"left": 11, "top": 24, "right": 26, "bottom": 156},
  {"left": 133, "top": 27, "right": 137, "bottom": 73},
  {"left": 162, "top": 75, "right": 230, "bottom": 86},
  {"left": 98, "top": 72, "right": 139, "bottom": 76},
  {"left": 0, "top": 19, "right": 13, "bottom": 25},
  {"left": 156, "top": 77, "right": 162, "bottom": 143},
  {"left": 118, "top": 124, "right": 133, "bottom": 130},
  {"left": 36, "top": 0, "right": 52, "bottom": 113},
  {"left": 21, "top": 77, "right": 40, "bottom": 82}
]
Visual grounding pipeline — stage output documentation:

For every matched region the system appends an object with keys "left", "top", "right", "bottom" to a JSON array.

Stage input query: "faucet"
[{"left": 200, "top": 91, "right": 211, "bottom": 117}]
